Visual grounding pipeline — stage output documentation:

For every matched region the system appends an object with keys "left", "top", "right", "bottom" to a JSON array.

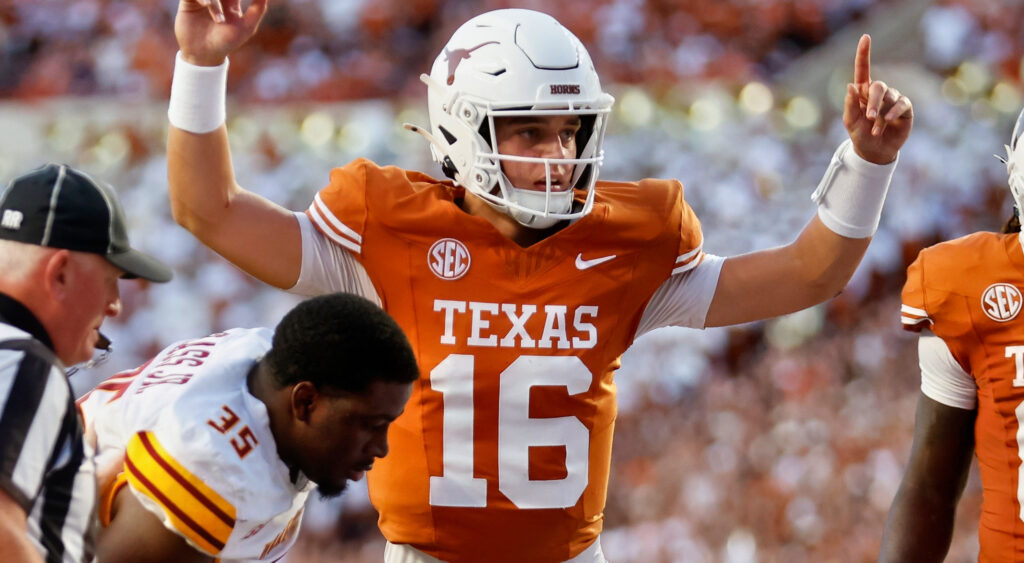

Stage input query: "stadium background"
[{"left": 2, "top": 0, "right": 1021, "bottom": 560}]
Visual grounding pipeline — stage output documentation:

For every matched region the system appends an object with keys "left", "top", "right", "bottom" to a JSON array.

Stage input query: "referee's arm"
[
  {"left": 0, "top": 345, "right": 75, "bottom": 563},
  {"left": 0, "top": 489, "right": 43, "bottom": 563}
]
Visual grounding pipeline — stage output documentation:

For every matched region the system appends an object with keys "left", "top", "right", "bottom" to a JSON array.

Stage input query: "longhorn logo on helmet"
[{"left": 444, "top": 42, "right": 499, "bottom": 85}]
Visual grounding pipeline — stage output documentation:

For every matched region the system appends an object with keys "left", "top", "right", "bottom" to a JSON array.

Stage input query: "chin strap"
[
  {"left": 504, "top": 183, "right": 573, "bottom": 229},
  {"left": 66, "top": 332, "right": 113, "bottom": 377},
  {"left": 404, "top": 123, "right": 464, "bottom": 182}
]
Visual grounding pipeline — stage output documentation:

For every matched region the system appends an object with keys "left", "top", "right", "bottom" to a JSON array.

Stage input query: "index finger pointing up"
[{"left": 854, "top": 34, "right": 872, "bottom": 86}]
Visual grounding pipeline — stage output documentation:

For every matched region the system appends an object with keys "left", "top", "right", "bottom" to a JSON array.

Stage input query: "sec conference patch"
[
  {"left": 982, "top": 283, "right": 1023, "bottom": 322},
  {"left": 429, "top": 238, "right": 471, "bottom": 280}
]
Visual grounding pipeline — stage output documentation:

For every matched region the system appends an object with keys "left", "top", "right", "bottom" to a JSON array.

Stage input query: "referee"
[{"left": 0, "top": 164, "right": 171, "bottom": 562}]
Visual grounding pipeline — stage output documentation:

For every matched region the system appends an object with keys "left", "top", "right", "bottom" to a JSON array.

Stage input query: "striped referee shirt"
[{"left": 0, "top": 292, "right": 96, "bottom": 562}]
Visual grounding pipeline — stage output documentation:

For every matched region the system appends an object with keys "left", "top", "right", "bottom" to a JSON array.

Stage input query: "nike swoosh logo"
[{"left": 575, "top": 253, "right": 617, "bottom": 270}]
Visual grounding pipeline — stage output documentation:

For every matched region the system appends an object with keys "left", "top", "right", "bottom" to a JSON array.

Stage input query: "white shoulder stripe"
[
  {"left": 675, "top": 244, "right": 703, "bottom": 264},
  {"left": 309, "top": 197, "right": 361, "bottom": 254},
  {"left": 901, "top": 304, "right": 928, "bottom": 317},
  {"left": 309, "top": 211, "right": 361, "bottom": 254},
  {"left": 312, "top": 194, "right": 363, "bottom": 244},
  {"left": 671, "top": 243, "right": 704, "bottom": 275},
  {"left": 901, "top": 316, "right": 933, "bottom": 326},
  {"left": 672, "top": 251, "right": 704, "bottom": 275}
]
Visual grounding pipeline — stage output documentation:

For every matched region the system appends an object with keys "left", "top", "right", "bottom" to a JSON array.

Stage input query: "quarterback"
[
  {"left": 166, "top": 2, "right": 913, "bottom": 562},
  {"left": 78, "top": 293, "right": 418, "bottom": 562},
  {"left": 879, "top": 108, "right": 1024, "bottom": 562}
]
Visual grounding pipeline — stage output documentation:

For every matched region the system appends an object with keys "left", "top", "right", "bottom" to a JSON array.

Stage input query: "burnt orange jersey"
[
  {"left": 306, "top": 159, "right": 703, "bottom": 562},
  {"left": 901, "top": 232, "right": 1024, "bottom": 562}
]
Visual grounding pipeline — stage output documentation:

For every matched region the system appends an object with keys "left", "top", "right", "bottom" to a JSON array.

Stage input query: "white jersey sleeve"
[
  {"left": 918, "top": 335, "right": 977, "bottom": 410},
  {"left": 288, "top": 212, "right": 381, "bottom": 304},
  {"left": 635, "top": 253, "right": 725, "bottom": 337}
]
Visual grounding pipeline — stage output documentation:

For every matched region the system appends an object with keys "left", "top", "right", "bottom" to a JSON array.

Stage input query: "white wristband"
[
  {"left": 810, "top": 139, "right": 897, "bottom": 239},
  {"left": 168, "top": 51, "right": 229, "bottom": 134}
]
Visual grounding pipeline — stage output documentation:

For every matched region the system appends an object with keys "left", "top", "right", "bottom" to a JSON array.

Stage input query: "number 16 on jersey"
[{"left": 427, "top": 354, "right": 592, "bottom": 509}]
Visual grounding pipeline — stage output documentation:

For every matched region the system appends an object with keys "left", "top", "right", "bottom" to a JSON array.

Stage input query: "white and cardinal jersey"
[
  {"left": 77, "top": 328, "right": 313, "bottom": 562},
  {"left": 301, "top": 159, "right": 707, "bottom": 562},
  {"left": 901, "top": 232, "right": 1024, "bottom": 561}
]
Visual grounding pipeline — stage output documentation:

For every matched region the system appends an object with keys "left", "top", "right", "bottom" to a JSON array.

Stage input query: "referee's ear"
[{"left": 40, "top": 249, "right": 72, "bottom": 301}]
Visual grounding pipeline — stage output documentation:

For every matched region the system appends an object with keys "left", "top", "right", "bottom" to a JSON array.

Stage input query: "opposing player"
[
  {"left": 878, "top": 109, "right": 1024, "bottom": 562},
  {"left": 79, "top": 293, "right": 418, "bottom": 562},
  {"left": 167, "top": 3, "right": 913, "bottom": 561}
]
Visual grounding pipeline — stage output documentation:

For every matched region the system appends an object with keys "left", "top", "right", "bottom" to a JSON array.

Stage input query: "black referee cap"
[{"left": 0, "top": 164, "right": 172, "bottom": 283}]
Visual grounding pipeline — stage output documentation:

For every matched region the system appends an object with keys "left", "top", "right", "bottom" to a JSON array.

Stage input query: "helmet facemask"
[
  {"left": 1000, "top": 107, "right": 1024, "bottom": 218},
  {"left": 475, "top": 105, "right": 610, "bottom": 229},
  {"left": 407, "top": 9, "right": 615, "bottom": 230}
]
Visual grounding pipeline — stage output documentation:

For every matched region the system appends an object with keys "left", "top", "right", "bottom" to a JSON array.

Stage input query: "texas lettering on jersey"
[
  {"left": 306, "top": 159, "right": 703, "bottom": 562},
  {"left": 433, "top": 300, "right": 598, "bottom": 349},
  {"left": 1004, "top": 345, "right": 1024, "bottom": 388}
]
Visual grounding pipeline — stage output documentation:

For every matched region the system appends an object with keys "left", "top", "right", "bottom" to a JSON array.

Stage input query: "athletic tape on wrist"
[
  {"left": 167, "top": 51, "right": 228, "bottom": 134},
  {"left": 810, "top": 139, "right": 897, "bottom": 239}
]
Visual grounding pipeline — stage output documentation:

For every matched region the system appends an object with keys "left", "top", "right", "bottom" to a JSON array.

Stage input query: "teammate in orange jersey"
[
  {"left": 166, "top": 2, "right": 913, "bottom": 561},
  {"left": 879, "top": 109, "right": 1024, "bottom": 562}
]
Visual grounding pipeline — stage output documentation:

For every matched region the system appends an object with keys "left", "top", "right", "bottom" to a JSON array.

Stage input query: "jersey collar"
[
  {"left": 0, "top": 291, "right": 54, "bottom": 351},
  {"left": 241, "top": 383, "right": 314, "bottom": 494}
]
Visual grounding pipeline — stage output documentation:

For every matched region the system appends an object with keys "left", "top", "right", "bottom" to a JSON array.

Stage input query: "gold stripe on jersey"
[
  {"left": 125, "top": 431, "right": 236, "bottom": 555},
  {"left": 99, "top": 471, "right": 129, "bottom": 527}
]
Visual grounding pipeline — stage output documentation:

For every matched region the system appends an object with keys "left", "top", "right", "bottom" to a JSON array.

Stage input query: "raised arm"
[
  {"left": 167, "top": 0, "right": 302, "bottom": 289},
  {"left": 878, "top": 392, "right": 975, "bottom": 562},
  {"left": 705, "top": 35, "right": 912, "bottom": 327}
]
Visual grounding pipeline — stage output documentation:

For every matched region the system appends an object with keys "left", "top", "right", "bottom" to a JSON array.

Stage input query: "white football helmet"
[
  {"left": 409, "top": 9, "right": 614, "bottom": 229},
  {"left": 1003, "top": 106, "right": 1024, "bottom": 216}
]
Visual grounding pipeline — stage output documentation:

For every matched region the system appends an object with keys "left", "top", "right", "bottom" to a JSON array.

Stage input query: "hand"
[
  {"left": 175, "top": 0, "right": 269, "bottom": 67},
  {"left": 843, "top": 34, "right": 913, "bottom": 164},
  {"left": 94, "top": 450, "right": 126, "bottom": 508},
  {"left": 83, "top": 422, "right": 123, "bottom": 505}
]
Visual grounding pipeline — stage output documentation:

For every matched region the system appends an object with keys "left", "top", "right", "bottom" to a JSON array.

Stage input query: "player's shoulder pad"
[
  {"left": 902, "top": 231, "right": 1016, "bottom": 334},
  {"left": 124, "top": 328, "right": 289, "bottom": 523},
  {"left": 124, "top": 428, "right": 239, "bottom": 555},
  {"left": 912, "top": 231, "right": 1010, "bottom": 293},
  {"left": 594, "top": 177, "right": 684, "bottom": 213},
  {"left": 322, "top": 159, "right": 452, "bottom": 230},
  {"left": 592, "top": 178, "right": 690, "bottom": 235},
  {"left": 327, "top": 159, "right": 447, "bottom": 196}
]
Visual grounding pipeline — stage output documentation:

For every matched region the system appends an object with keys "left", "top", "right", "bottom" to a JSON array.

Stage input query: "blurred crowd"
[
  {"left": 4, "top": 0, "right": 1020, "bottom": 102},
  {"left": 2, "top": 0, "right": 874, "bottom": 100},
  {"left": 3, "top": 0, "right": 1024, "bottom": 561}
]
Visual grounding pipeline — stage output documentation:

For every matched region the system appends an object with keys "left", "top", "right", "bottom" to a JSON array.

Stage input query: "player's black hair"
[
  {"left": 265, "top": 293, "right": 419, "bottom": 394},
  {"left": 1003, "top": 209, "right": 1022, "bottom": 234}
]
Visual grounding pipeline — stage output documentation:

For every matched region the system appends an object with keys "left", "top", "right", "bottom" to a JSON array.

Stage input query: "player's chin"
[{"left": 316, "top": 480, "right": 348, "bottom": 500}]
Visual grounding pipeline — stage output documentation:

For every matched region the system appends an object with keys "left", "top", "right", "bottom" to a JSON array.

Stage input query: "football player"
[
  {"left": 79, "top": 293, "right": 418, "bottom": 562},
  {"left": 879, "top": 108, "right": 1024, "bottom": 562},
  {"left": 166, "top": 3, "right": 913, "bottom": 562}
]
